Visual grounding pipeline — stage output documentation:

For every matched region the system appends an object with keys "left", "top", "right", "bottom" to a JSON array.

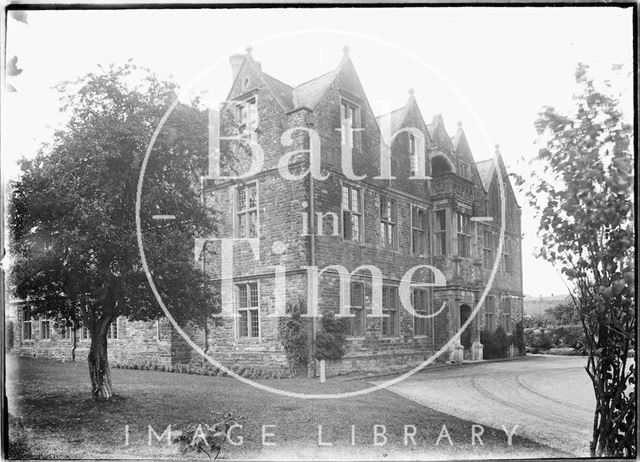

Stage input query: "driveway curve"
[{"left": 376, "top": 355, "right": 596, "bottom": 456}]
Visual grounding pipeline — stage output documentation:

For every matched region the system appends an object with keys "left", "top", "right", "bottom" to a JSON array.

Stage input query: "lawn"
[{"left": 6, "top": 355, "right": 565, "bottom": 460}]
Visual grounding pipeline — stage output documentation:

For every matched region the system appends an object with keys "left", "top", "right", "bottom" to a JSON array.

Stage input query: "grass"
[{"left": 6, "top": 355, "right": 564, "bottom": 460}]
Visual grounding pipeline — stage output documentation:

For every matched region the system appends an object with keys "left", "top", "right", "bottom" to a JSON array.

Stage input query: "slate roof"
[
  {"left": 291, "top": 69, "right": 340, "bottom": 110},
  {"left": 253, "top": 63, "right": 341, "bottom": 112},
  {"left": 426, "top": 123, "right": 434, "bottom": 138},
  {"left": 261, "top": 72, "right": 294, "bottom": 111},
  {"left": 475, "top": 158, "right": 496, "bottom": 190},
  {"left": 451, "top": 125, "right": 464, "bottom": 150},
  {"left": 375, "top": 106, "right": 406, "bottom": 144}
]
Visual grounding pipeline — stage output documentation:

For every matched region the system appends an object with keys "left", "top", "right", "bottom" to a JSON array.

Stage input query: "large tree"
[
  {"left": 520, "top": 63, "right": 635, "bottom": 456},
  {"left": 9, "top": 63, "right": 217, "bottom": 400}
]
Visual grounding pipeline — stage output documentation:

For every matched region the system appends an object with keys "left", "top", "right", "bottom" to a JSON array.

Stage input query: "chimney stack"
[{"left": 229, "top": 53, "right": 244, "bottom": 81}]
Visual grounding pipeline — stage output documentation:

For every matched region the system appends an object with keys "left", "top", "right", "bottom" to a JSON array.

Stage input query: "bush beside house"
[{"left": 480, "top": 323, "right": 525, "bottom": 360}]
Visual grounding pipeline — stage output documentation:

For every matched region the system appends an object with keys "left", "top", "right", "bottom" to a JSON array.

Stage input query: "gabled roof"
[
  {"left": 375, "top": 107, "right": 405, "bottom": 145},
  {"left": 451, "top": 123, "right": 464, "bottom": 150},
  {"left": 375, "top": 92, "right": 431, "bottom": 146},
  {"left": 232, "top": 51, "right": 347, "bottom": 112},
  {"left": 475, "top": 158, "right": 495, "bottom": 190},
  {"left": 292, "top": 68, "right": 340, "bottom": 110},
  {"left": 428, "top": 114, "right": 454, "bottom": 151},
  {"left": 476, "top": 150, "right": 520, "bottom": 208},
  {"left": 261, "top": 72, "right": 294, "bottom": 111},
  {"left": 426, "top": 123, "right": 434, "bottom": 138},
  {"left": 226, "top": 51, "right": 296, "bottom": 112}
]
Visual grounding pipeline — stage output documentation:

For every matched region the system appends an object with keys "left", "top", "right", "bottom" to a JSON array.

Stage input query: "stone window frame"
[
  {"left": 22, "top": 308, "right": 34, "bottom": 341},
  {"left": 381, "top": 285, "right": 400, "bottom": 338},
  {"left": 456, "top": 212, "right": 471, "bottom": 258},
  {"left": 458, "top": 160, "right": 471, "bottom": 180},
  {"left": 502, "top": 237, "right": 513, "bottom": 274},
  {"left": 347, "top": 281, "right": 366, "bottom": 338},
  {"left": 234, "top": 96, "right": 258, "bottom": 133},
  {"left": 341, "top": 182, "right": 364, "bottom": 243},
  {"left": 483, "top": 229, "right": 494, "bottom": 269},
  {"left": 339, "top": 97, "right": 361, "bottom": 151},
  {"left": 433, "top": 209, "right": 447, "bottom": 256},
  {"left": 501, "top": 298, "right": 512, "bottom": 333},
  {"left": 410, "top": 204, "right": 429, "bottom": 257},
  {"left": 412, "top": 288, "right": 431, "bottom": 338},
  {"left": 40, "top": 319, "right": 52, "bottom": 341},
  {"left": 379, "top": 195, "right": 398, "bottom": 250},
  {"left": 106, "top": 318, "right": 120, "bottom": 341},
  {"left": 81, "top": 326, "right": 90, "bottom": 342},
  {"left": 484, "top": 295, "right": 496, "bottom": 331},
  {"left": 58, "top": 323, "right": 74, "bottom": 341},
  {"left": 235, "top": 281, "right": 261, "bottom": 341},
  {"left": 234, "top": 182, "right": 259, "bottom": 239},
  {"left": 409, "top": 133, "right": 418, "bottom": 177}
]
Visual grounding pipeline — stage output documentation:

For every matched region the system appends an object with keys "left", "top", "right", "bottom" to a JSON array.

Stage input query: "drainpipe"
[
  {"left": 201, "top": 176, "right": 209, "bottom": 358},
  {"left": 308, "top": 159, "right": 317, "bottom": 378}
]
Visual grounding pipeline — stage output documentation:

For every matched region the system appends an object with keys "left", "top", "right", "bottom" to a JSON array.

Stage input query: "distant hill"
[{"left": 523, "top": 294, "right": 571, "bottom": 317}]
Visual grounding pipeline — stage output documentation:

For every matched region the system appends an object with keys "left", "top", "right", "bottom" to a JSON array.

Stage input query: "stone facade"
[
  {"left": 200, "top": 48, "right": 524, "bottom": 375},
  {"left": 12, "top": 48, "right": 524, "bottom": 375},
  {"left": 11, "top": 300, "right": 175, "bottom": 367}
]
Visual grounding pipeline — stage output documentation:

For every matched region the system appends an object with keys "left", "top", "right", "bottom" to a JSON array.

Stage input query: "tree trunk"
[
  {"left": 71, "top": 322, "right": 76, "bottom": 362},
  {"left": 88, "top": 327, "right": 114, "bottom": 400}
]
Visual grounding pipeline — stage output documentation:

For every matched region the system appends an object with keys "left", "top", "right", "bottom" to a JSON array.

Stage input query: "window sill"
[
  {"left": 414, "top": 335, "right": 429, "bottom": 339},
  {"left": 379, "top": 245, "right": 401, "bottom": 253},
  {"left": 236, "top": 337, "right": 261, "bottom": 343},
  {"left": 346, "top": 336, "right": 365, "bottom": 341}
]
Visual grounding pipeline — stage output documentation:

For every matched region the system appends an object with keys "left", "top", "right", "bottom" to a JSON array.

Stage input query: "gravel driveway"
[{"left": 375, "top": 355, "right": 596, "bottom": 457}]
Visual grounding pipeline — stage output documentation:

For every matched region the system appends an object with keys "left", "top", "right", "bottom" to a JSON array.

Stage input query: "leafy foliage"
[
  {"left": 9, "top": 63, "right": 218, "bottom": 399},
  {"left": 480, "top": 326, "right": 510, "bottom": 359},
  {"left": 277, "top": 300, "right": 308, "bottom": 374},
  {"left": 525, "top": 329, "right": 553, "bottom": 350},
  {"left": 518, "top": 63, "right": 635, "bottom": 456},
  {"left": 524, "top": 302, "right": 580, "bottom": 328},
  {"left": 315, "top": 312, "right": 350, "bottom": 361},
  {"left": 514, "top": 321, "right": 526, "bottom": 355}
]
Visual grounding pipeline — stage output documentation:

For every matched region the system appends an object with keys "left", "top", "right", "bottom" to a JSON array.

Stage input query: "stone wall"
[{"left": 12, "top": 311, "right": 173, "bottom": 368}]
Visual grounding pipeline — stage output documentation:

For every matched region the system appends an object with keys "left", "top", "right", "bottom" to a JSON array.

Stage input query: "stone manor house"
[{"left": 12, "top": 47, "right": 524, "bottom": 376}]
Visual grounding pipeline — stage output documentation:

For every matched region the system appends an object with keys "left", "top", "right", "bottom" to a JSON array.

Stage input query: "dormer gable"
[
  {"left": 451, "top": 122, "right": 484, "bottom": 188},
  {"left": 428, "top": 114, "right": 455, "bottom": 152}
]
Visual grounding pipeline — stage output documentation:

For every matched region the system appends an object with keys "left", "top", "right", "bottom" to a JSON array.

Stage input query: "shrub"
[
  {"left": 315, "top": 312, "right": 350, "bottom": 361},
  {"left": 530, "top": 330, "right": 553, "bottom": 350},
  {"left": 514, "top": 322, "right": 526, "bottom": 355},
  {"left": 278, "top": 300, "right": 308, "bottom": 374},
  {"left": 482, "top": 326, "right": 509, "bottom": 359},
  {"left": 5, "top": 321, "right": 14, "bottom": 350},
  {"left": 551, "top": 324, "right": 586, "bottom": 350}
]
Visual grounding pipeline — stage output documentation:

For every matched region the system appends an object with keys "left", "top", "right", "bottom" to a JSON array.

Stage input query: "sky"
[{"left": 3, "top": 6, "right": 634, "bottom": 297}]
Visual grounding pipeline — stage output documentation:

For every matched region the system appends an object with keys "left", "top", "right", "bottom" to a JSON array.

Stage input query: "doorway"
[{"left": 459, "top": 304, "right": 472, "bottom": 350}]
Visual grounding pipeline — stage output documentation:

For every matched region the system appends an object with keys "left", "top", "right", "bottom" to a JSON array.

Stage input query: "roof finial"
[
  {"left": 408, "top": 88, "right": 415, "bottom": 96},
  {"left": 343, "top": 45, "right": 350, "bottom": 55},
  {"left": 495, "top": 144, "right": 501, "bottom": 154},
  {"left": 457, "top": 121, "right": 463, "bottom": 128},
  {"left": 246, "top": 45, "right": 253, "bottom": 55}
]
